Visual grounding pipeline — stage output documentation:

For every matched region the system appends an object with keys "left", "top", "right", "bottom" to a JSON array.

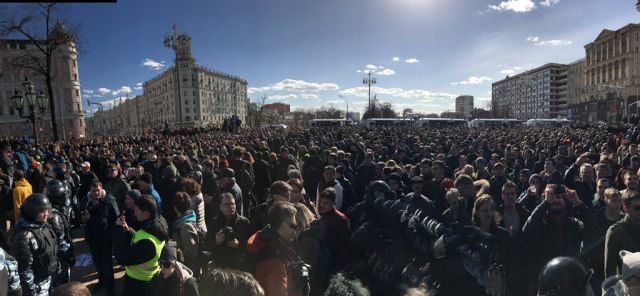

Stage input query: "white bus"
[
  {"left": 524, "top": 118, "right": 571, "bottom": 127},
  {"left": 417, "top": 118, "right": 467, "bottom": 128},
  {"left": 362, "top": 118, "right": 415, "bottom": 128},
  {"left": 467, "top": 118, "right": 522, "bottom": 128},
  {"left": 310, "top": 119, "right": 353, "bottom": 127}
]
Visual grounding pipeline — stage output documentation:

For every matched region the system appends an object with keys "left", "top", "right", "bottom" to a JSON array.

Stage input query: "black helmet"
[
  {"left": 366, "top": 180, "right": 396, "bottom": 202},
  {"left": 46, "top": 179, "right": 69, "bottom": 207},
  {"left": 20, "top": 194, "right": 52, "bottom": 222},
  {"left": 538, "top": 257, "right": 593, "bottom": 296}
]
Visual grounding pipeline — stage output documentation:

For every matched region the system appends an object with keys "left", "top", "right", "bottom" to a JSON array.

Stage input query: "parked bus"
[
  {"left": 524, "top": 118, "right": 571, "bottom": 127},
  {"left": 362, "top": 118, "right": 415, "bottom": 128},
  {"left": 310, "top": 119, "right": 353, "bottom": 127},
  {"left": 467, "top": 118, "right": 522, "bottom": 128},
  {"left": 417, "top": 118, "right": 467, "bottom": 128}
]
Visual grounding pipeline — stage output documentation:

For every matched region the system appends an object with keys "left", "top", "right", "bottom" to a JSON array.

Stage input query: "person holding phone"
[{"left": 521, "top": 184, "right": 598, "bottom": 295}]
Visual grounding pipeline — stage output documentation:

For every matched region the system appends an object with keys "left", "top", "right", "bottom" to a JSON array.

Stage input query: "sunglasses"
[{"left": 160, "top": 261, "right": 172, "bottom": 268}]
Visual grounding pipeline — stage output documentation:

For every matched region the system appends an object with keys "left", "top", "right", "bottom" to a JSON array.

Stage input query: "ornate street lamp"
[{"left": 10, "top": 78, "right": 48, "bottom": 144}]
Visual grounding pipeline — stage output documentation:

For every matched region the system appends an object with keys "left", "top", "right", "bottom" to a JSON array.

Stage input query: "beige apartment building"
[
  {"left": 0, "top": 38, "right": 85, "bottom": 139},
  {"left": 88, "top": 30, "right": 248, "bottom": 135},
  {"left": 491, "top": 63, "right": 568, "bottom": 120}
]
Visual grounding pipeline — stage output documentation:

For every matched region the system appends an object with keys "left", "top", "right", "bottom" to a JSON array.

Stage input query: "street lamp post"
[
  {"left": 10, "top": 78, "right": 48, "bottom": 144},
  {"left": 362, "top": 72, "right": 376, "bottom": 118}
]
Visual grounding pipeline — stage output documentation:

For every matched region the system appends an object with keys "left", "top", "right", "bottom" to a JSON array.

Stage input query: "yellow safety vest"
[{"left": 124, "top": 229, "right": 165, "bottom": 282}]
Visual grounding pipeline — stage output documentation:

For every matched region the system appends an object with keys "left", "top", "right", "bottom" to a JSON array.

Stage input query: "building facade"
[
  {"left": 87, "top": 28, "right": 249, "bottom": 135},
  {"left": 455, "top": 95, "right": 474, "bottom": 116},
  {"left": 491, "top": 63, "right": 568, "bottom": 120},
  {"left": 263, "top": 103, "right": 290, "bottom": 115},
  {"left": 0, "top": 37, "right": 85, "bottom": 139},
  {"left": 579, "top": 24, "right": 640, "bottom": 122}
]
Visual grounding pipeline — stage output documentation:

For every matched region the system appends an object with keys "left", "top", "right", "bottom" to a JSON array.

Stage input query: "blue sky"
[{"left": 5, "top": 0, "right": 640, "bottom": 114}]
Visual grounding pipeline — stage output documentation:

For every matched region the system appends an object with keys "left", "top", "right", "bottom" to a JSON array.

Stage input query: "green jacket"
[
  {"left": 106, "top": 176, "right": 130, "bottom": 209},
  {"left": 605, "top": 215, "right": 640, "bottom": 278}
]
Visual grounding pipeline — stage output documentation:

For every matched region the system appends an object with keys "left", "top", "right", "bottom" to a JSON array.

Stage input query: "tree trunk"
[{"left": 45, "top": 69, "right": 60, "bottom": 141}]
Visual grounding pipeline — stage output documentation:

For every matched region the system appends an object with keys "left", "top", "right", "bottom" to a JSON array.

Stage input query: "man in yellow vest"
[{"left": 114, "top": 194, "right": 168, "bottom": 296}]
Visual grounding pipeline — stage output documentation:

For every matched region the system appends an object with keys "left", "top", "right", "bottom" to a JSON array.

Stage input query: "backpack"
[{"left": 175, "top": 221, "right": 209, "bottom": 268}]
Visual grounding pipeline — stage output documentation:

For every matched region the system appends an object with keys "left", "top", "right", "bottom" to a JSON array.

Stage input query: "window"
[
  {"left": 9, "top": 106, "right": 15, "bottom": 116},
  {"left": 72, "top": 59, "right": 77, "bottom": 68},
  {"left": 66, "top": 103, "right": 72, "bottom": 112},
  {"left": 75, "top": 89, "right": 80, "bottom": 97}
]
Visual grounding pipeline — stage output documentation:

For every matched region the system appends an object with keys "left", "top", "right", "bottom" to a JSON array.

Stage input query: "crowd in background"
[{"left": 1, "top": 122, "right": 640, "bottom": 295}]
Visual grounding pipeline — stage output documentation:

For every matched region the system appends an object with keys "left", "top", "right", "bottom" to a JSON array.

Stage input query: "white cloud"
[
  {"left": 393, "top": 57, "right": 400, "bottom": 62},
  {"left": 99, "top": 96, "right": 129, "bottom": 109},
  {"left": 526, "top": 36, "right": 540, "bottom": 42},
  {"left": 141, "top": 58, "right": 166, "bottom": 70},
  {"left": 249, "top": 79, "right": 339, "bottom": 93},
  {"left": 339, "top": 86, "right": 457, "bottom": 102},
  {"left": 501, "top": 69, "right": 516, "bottom": 75},
  {"left": 365, "top": 64, "right": 378, "bottom": 70},
  {"left": 268, "top": 94, "right": 298, "bottom": 100},
  {"left": 83, "top": 89, "right": 94, "bottom": 94},
  {"left": 376, "top": 69, "right": 396, "bottom": 76},
  {"left": 356, "top": 70, "right": 363, "bottom": 73},
  {"left": 108, "top": 86, "right": 132, "bottom": 96},
  {"left": 84, "top": 94, "right": 92, "bottom": 98},
  {"left": 96, "top": 88, "right": 113, "bottom": 96},
  {"left": 300, "top": 94, "right": 319, "bottom": 99},
  {"left": 489, "top": 0, "right": 536, "bottom": 12},
  {"left": 451, "top": 76, "right": 493, "bottom": 85},
  {"left": 539, "top": 0, "right": 559, "bottom": 7},
  {"left": 527, "top": 36, "right": 572, "bottom": 46},
  {"left": 536, "top": 39, "right": 572, "bottom": 46},
  {"left": 405, "top": 58, "right": 420, "bottom": 64}
]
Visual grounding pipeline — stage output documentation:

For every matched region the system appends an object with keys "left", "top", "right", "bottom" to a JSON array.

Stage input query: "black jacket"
[
  {"left": 521, "top": 201, "right": 598, "bottom": 280},
  {"left": 205, "top": 214, "right": 251, "bottom": 269},
  {"left": 563, "top": 163, "right": 596, "bottom": 209},
  {"left": 84, "top": 191, "right": 118, "bottom": 247}
]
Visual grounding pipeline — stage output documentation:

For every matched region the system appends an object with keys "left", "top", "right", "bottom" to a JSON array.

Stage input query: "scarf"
[{"left": 172, "top": 211, "right": 197, "bottom": 232}]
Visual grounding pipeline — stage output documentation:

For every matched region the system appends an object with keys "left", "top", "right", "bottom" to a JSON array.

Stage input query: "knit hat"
[
  {"left": 127, "top": 189, "right": 142, "bottom": 201},
  {"left": 388, "top": 173, "right": 402, "bottom": 183},
  {"left": 160, "top": 240, "right": 178, "bottom": 266},
  {"left": 620, "top": 250, "right": 640, "bottom": 281},
  {"left": 215, "top": 168, "right": 235, "bottom": 180},
  {"left": 137, "top": 172, "right": 153, "bottom": 184}
]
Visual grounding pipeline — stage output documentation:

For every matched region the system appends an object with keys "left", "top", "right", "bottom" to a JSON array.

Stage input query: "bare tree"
[
  {"left": 256, "top": 95, "right": 268, "bottom": 127},
  {"left": 1, "top": 3, "right": 81, "bottom": 141},
  {"left": 315, "top": 104, "right": 344, "bottom": 119}
]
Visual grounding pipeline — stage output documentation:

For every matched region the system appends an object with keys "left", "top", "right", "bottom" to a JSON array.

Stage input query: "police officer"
[
  {"left": 537, "top": 257, "right": 595, "bottom": 296},
  {"left": 12, "top": 194, "right": 59, "bottom": 296},
  {"left": 46, "top": 180, "right": 74, "bottom": 286}
]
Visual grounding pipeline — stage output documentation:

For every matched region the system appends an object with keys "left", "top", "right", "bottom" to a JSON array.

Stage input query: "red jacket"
[
  {"left": 320, "top": 209, "right": 350, "bottom": 271},
  {"left": 247, "top": 229, "right": 297, "bottom": 296}
]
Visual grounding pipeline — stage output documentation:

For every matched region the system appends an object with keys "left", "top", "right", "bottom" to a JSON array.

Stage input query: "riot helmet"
[
  {"left": 20, "top": 194, "right": 52, "bottom": 222},
  {"left": 537, "top": 257, "right": 594, "bottom": 296}
]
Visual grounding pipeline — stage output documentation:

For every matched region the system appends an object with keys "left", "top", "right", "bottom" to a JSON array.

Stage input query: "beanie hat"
[
  {"left": 441, "top": 178, "right": 455, "bottom": 191},
  {"left": 621, "top": 250, "right": 640, "bottom": 281},
  {"left": 388, "top": 173, "right": 402, "bottom": 183},
  {"left": 138, "top": 172, "right": 152, "bottom": 184},
  {"left": 127, "top": 189, "right": 142, "bottom": 201},
  {"left": 160, "top": 240, "right": 178, "bottom": 266}
]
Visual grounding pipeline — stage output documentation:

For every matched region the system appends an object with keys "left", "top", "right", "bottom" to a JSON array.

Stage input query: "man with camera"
[
  {"left": 248, "top": 201, "right": 309, "bottom": 296},
  {"left": 205, "top": 192, "right": 251, "bottom": 270},
  {"left": 521, "top": 183, "right": 598, "bottom": 295}
]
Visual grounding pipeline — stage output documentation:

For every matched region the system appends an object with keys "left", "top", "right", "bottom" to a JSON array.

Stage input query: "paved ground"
[{"left": 69, "top": 228, "right": 125, "bottom": 295}]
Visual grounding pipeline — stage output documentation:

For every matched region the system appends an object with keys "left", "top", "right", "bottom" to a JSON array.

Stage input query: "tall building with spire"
[{"left": 88, "top": 24, "right": 248, "bottom": 135}]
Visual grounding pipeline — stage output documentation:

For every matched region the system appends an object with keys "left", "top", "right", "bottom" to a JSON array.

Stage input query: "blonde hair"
[{"left": 294, "top": 203, "right": 316, "bottom": 231}]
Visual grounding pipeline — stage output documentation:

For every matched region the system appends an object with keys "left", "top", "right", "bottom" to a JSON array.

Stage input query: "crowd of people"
[{"left": 1, "top": 122, "right": 640, "bottom": 295}]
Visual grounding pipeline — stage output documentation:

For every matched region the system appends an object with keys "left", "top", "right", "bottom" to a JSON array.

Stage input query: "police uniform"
[
  {"left": 12, "top": 194, "right": 58, "bottom": 296},
  {"left": 46, "top": 180, "right": 74, "bottom": 286}
]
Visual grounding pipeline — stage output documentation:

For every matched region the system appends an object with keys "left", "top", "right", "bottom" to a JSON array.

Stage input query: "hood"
[
  {"left": 140, "top": 216, "right": 169, "bottom": 242},
  {"left": 247, "top": 225, "right": 278, "bottom": 255},
  {"left": 15, "top": 217, "right": 45, "bottom": 231},
  {"left": 176, "top": 261, "right": 193, "bottom": 281},
  {"left": 172, "top": 211, "right": 197, "bottom": 231}
]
